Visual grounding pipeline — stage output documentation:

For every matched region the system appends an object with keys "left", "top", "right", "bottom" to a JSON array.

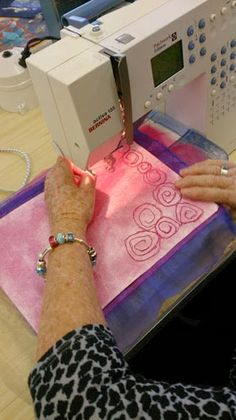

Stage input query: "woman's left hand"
[{"left": 175, "top": 159, "right": 236, "bottom": 218}]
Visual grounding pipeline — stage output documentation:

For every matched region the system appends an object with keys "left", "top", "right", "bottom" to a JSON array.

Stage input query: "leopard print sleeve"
[{"left": 28, "top": 324, "right": 236, "bottom": 419}]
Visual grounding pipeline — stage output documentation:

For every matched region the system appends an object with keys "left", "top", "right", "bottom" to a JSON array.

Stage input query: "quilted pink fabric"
[{"left": 0, "top": 143, "right": 218, "bottom": 331}]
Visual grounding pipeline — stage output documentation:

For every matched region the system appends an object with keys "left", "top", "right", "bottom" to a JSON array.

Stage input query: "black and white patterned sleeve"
[{"left": 28, "top": 324, "right": 236, "bottom": 419}]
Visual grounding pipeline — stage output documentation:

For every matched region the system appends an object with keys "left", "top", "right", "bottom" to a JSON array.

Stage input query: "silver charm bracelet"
[{"left": 0, "top": 147, "right": 31, "bottom": 193}]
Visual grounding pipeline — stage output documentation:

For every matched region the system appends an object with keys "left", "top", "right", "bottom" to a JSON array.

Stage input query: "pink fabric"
[
  {"left": 139, "top": 123, "right": 179, "bottom": 147},
  {"left": 0, "top": 143, "right": 218, "bottom": 331}
]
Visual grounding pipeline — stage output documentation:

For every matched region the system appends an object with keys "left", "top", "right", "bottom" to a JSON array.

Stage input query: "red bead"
[{"left": 49, "top": 235, "right": 58, "bottom": 248}]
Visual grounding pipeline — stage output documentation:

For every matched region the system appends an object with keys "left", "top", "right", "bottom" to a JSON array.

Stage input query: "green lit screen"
[{"left": 151, "top": 40, "right": 184, "bottom": 87}]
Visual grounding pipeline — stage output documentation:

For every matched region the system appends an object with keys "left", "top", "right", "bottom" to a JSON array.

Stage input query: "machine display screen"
[{"left": 151, "top": 40, "right": 184, "bottom": 87}]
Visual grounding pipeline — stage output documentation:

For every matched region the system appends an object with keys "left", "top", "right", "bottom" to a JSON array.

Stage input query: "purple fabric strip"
[
  {"left": 0, "top": 173, "right": 46, "bottom": 219},
  {"left": 134, "top": 129, "right": 187, "bottom": 174}
]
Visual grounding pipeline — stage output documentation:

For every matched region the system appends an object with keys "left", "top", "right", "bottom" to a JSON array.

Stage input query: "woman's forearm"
[{"left": 36, "top": 222, "right": 106, "bottom": 360}]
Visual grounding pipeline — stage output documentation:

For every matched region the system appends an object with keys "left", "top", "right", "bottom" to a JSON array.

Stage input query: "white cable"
[{"left": 0, "top": 147, "right": 31, "bottom": 193}]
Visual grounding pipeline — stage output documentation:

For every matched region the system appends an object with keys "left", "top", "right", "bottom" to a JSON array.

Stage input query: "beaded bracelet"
[{"left": 36, "top": 232, "right": 97, "bottom": 277}]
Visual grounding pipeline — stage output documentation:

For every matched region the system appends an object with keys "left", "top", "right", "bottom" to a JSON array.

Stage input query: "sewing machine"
[{"left": 27, "top": 0, "right": 236, "bottom": 169}]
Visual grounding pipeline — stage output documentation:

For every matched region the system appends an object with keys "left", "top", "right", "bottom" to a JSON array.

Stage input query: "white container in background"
[{"left": 0, "top": 47, "right": 38, "bottom": 114}]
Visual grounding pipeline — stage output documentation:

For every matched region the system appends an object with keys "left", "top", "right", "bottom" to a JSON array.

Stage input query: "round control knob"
[
  {"left": 230, "top": 75, "right": 236, "bottom": 82},
  {"left": 211, "top": 89, "right": 217, "bottom": 96},
  {"left": 144, "top": 100, "right": 151, "bottom": 109},
  {"left": 210, "top": 13, "right": 217, "bottom": 22},
  {"left": 168, "top": 84, "right": 174, "bottom": 92},
  {"left": 91, "top": 25, "right": 101, "bottom": 32},
  {"left": 156, "top": 92, "right": 163, "bottom": 100},
  {"left": 220, "top": 6, "right": 227, "bottom": 15}
]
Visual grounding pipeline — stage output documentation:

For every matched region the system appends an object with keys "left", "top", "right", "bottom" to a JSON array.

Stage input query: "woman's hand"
[
  {"left": 44, "top": 157, "right": 96, "bottom": 234},
  {"left": 175, "top": 159, "right": 236, "bottom": 218}
]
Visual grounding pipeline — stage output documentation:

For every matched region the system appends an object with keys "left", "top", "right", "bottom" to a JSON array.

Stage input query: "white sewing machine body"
[{"left": 27, "top": 0, "right": 236, "bottom": 168}]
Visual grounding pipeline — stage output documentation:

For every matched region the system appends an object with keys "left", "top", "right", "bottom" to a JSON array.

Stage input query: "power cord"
[{"left": 18, "top": 36, "right": 60, "bottom": 68}]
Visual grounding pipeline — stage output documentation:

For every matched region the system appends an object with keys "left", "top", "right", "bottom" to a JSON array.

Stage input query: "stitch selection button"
[
  {"left": 187, "top": 26, "right": 194, "bottom": 36},
  {"left": 189, "top": 54, "right": 196, "bottom": 64},
  {"left": 199, "top": 34, "right": 206, "bottom": 43},
  {"left": 231, "top": 40, "right": 236, "bottom": 48},
  {"left": 211, "top": 53, "right": 217, "bottom": 62},
  {"left": 200, "top": 47, "right": 207, "bottom": 56},
  {"left": 188, "top": 41, "right": 195, "bottom": 50},
  {"left": 211, "top": 77, "right": 217, "bottom": 85},
  {"left": 198, "top": 18, "right": 206, "bottom": 29},
  {"left": 211, "top": 65, "right": 217, "bottom": 73}
]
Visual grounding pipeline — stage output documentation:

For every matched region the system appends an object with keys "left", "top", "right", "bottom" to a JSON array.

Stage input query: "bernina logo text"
[
  {"left": 88, "top": 105, "right": 115, "bottom": 133},
  {"left": 154, "top": 32, "right": 178, "bottom": 53},
  {"left": 88, "top": 114, "right": 111, "bottom": 133}
]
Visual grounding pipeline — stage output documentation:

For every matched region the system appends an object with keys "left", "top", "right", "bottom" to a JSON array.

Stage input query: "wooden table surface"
[
  {"left": 0, "top": 106, "right": 236, "bottom": 419},
  {"left": 0, "top": 107, "right": 57, "bottom": 420}
]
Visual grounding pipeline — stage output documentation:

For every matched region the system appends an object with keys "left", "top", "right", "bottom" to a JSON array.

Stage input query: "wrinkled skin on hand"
[
  {"left": 175, "top": 159, "right": 236, "bottom": 220},
  {"left": 44, "top": 157, "right": 96, "bottom": 231}
]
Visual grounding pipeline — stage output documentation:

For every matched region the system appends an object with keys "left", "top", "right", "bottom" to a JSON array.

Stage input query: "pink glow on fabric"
[
  {"left": 139, "top": 123, "right": 179, "bottom": 147},
  {"left": 0, "top": 143, "right": 218, "bottom": 332}
]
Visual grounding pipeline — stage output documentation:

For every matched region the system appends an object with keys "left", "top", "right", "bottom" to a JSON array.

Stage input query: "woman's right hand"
[{"left": 44, "top": 157, "right": 96, "bottom": 235}]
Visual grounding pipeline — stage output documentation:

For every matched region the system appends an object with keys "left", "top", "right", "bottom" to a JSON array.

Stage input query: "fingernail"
[
  {"left": 86, "top": 169, "right": 96, "bottom": 177},
  {"left": 85, "top": 169, "right": 97, "bottom": 178}
]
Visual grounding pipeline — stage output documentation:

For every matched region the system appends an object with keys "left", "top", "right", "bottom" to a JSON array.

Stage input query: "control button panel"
[
  {"left": 209, "top": 33, "right": 236, "bottom": 126},
  {"left": 152, "top": 2, "right": 236, "bottom": 130}
]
